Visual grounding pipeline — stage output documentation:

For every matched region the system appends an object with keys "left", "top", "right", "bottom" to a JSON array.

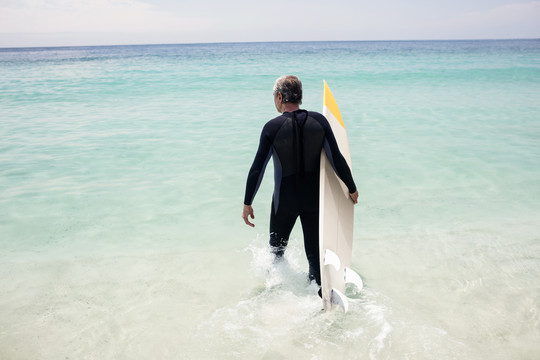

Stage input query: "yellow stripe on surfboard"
[{"left": 323, "top": 80, "right": 344, "bottom": 128}]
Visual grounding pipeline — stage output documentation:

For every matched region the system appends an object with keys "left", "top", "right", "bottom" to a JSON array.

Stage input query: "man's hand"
[
  {"left": 349, "top": 190, "right": 359, "bottom": 204},
  {"left": 242, "top": 204, "right": 255, "bottom": 227}
]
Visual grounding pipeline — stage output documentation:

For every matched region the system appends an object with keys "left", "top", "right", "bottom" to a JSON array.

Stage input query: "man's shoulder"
[
  {"left": 261, "top": 114, "right": 288, "bottom": 135},
  {"left": 264, "top": 114, "right": 288, "bottom": 128},
  {"left": 306, "top": 111, "right": 329, "bottom": 126},
  {"left": 266, "top": 113, "right": 288, "bottom": 124},
  {"left": 307, "top": 110, "right": 324, "bottom": 118}
]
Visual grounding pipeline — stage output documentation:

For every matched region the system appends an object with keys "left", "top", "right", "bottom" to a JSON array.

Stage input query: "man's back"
[{"left": 270, "top": 110, "right": 326, "bottom": 178}]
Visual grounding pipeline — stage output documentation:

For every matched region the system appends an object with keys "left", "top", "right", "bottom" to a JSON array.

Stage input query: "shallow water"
[{"left": 1, "top": 40, "right": 539, "bottom": 359}]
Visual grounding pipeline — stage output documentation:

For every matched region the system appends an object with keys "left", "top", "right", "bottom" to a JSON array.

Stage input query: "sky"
[{"left": 0, "top": 0, "right": 539, "bottom": 47}]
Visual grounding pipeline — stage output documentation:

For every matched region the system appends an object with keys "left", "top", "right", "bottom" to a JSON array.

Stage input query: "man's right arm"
[{"left": 243, "top": 124, "right": 273, "bottom": 207}]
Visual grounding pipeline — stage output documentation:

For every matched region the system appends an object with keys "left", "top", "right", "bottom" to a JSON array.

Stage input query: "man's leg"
[
  {"left": 269, "top": 200, "right": 297, "bottom": 259},
  {"left": 300, "top": 210, "right": 320, "bottom": 285}
]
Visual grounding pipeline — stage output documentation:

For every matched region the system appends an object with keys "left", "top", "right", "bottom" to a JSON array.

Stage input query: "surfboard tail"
[{"left": 322, "top": 249, "right": 363, "bottom": 312}]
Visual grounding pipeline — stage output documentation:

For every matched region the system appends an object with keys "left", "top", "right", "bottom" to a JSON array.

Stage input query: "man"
[{"left": 242, "top": 75, "right": 358, "bottom": 286}]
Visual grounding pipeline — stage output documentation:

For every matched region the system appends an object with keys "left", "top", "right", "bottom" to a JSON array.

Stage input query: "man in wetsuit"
[{"left": 242, "top": 75, "right": 358, "bottom": 286}]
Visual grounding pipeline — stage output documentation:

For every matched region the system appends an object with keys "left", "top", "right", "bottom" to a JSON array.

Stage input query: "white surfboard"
[{"left": 319, "top": 81, "right": 363, "bottom": 311}]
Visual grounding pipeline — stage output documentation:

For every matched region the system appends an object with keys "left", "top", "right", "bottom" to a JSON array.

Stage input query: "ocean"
[{"left": 0, "top": 40, "right": 539, "bottom": 359}]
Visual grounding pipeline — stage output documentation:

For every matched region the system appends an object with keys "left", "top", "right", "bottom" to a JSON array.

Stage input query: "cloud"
[{"left": 0, "top": 0, "right": 213, "bottom": 33}]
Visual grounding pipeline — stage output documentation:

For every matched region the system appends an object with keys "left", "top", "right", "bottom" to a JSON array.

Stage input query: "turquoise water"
[{"left": 1, "top": 40, "right": 539, "bottom": 359}]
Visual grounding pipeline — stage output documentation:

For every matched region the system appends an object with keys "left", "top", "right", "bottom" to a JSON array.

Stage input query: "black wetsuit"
[{"left": 244, "top": 110, "right": 356, "bottom": 284}]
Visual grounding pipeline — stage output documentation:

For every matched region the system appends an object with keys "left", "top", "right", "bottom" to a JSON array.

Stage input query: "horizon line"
[{"left": 1, "top": 37, "right": 538, "bottom": 50}]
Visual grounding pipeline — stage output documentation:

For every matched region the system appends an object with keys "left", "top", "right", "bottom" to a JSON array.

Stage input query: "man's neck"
[{"left": 281, "top": 103, "right": 300, "bottom": 113}]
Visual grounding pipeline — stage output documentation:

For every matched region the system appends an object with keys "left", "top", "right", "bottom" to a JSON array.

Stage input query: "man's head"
[{"left": 273, "top": 75, "right": 303, "bottom": 105}]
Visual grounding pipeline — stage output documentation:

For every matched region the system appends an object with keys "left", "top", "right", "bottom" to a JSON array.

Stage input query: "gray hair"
[{"left": 273, "top": 75, "right": 302, "bottom": 104}]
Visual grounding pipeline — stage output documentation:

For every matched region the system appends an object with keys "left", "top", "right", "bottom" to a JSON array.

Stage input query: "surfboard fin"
[
  {"left": 323, "top": 249, "right": 341, "bottom": 271},
  {"left": 330, "top": 288, "right": 349, "bottom": 312},
  {"left": 344, "top": 267, "right": 363, "bottom": 291}
]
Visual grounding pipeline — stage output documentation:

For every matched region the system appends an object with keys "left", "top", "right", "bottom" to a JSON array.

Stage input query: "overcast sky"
[{"left": 0, "top": 0, "right": 539, "bottom": 47}]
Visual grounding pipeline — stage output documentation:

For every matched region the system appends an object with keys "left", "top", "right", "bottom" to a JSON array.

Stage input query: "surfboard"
[{"left": 319, "top": 80, "right": 363, "bottom": 312}]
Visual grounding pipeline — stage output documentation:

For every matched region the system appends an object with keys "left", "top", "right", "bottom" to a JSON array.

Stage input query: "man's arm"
[
  {"left": 310, "top": 111, "right": 357, "bottom": 196},
  {"left": 243, "top": 128, "right": 273, "bottom": 207},
  {"left": 323, "top": 137, "right": 356, "bottom": 193},
  {"left": 320, "top": 118, "right": 358, "bottom": 204},
  {"left": 242, "top": 124, "right": 274, "bottom": 226}
]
